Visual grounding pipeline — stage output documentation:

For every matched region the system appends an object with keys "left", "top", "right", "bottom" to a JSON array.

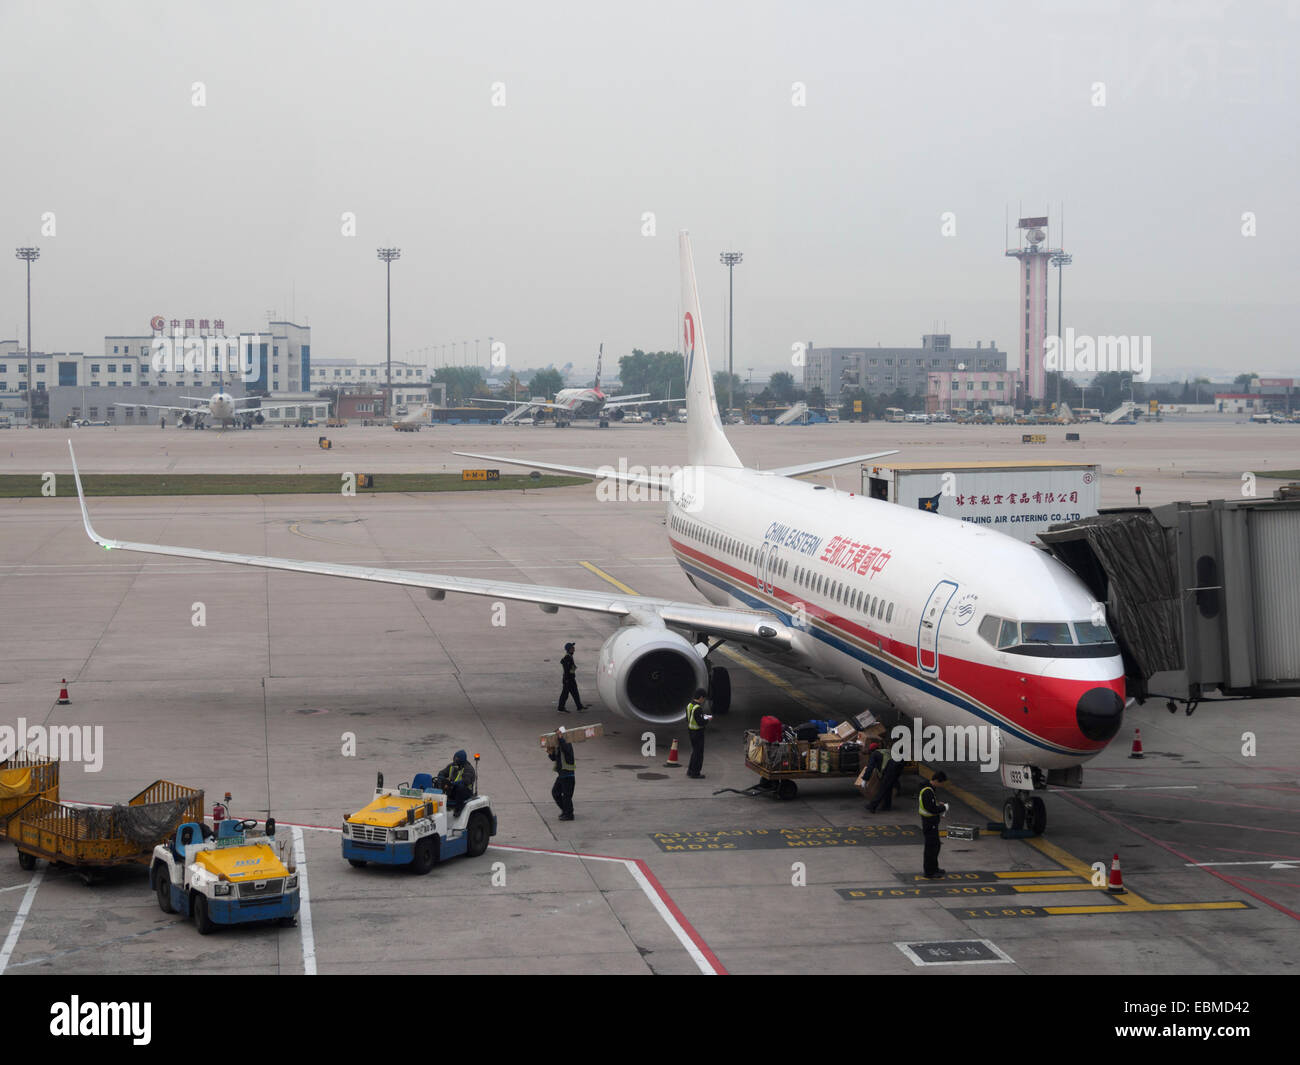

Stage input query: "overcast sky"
[{"left": 2, "top": 1, "right": 1296, "bottom": 381}]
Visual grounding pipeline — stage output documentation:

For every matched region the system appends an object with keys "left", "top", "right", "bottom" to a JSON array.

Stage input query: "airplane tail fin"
[{"left": 680, "top": 231, "right": 742, "bottom": 469}]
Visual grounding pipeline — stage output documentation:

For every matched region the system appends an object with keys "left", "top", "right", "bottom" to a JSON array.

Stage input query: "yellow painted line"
[
  {"left": 993, "top": 871, "right": 1083, "bottom": 880},
  {"left": 1042, "top": 901, "right": 1249, "bottom": 915},
  {"left": 1012, "top": 882, "right": 1109, "bottom": 893},
  {"left": 579, "top": 561, "right": 639, "bottom": 596},
  {"left": 579, "top": 562, "right": 831, "bottom": 714}
]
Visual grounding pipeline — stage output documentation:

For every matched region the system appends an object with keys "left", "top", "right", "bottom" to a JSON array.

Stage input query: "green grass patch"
[
  {"left": 1260, "top": 470, "right": 1299, "bottom": 479},
  {"left": 0, "top": 473, "right": 590, "bottom": 498}
]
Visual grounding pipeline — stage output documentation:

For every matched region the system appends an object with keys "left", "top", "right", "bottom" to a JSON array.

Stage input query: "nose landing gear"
[{"left": 1002, "top": 792, "right": 1047, "bottom": 835}]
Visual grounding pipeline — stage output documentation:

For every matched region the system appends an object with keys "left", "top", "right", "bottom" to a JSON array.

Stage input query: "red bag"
[{"left": 760, "top": 716, "right": 782, "bottom": 742}]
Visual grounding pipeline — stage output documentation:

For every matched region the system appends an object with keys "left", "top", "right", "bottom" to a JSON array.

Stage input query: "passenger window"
[{"left": 886, "top": 603, "right": 893, "bottom": 623}]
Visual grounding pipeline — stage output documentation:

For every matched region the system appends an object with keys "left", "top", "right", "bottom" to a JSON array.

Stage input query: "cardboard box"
[
  {"left": 540, "top": 722, "right": 604, "bottom": 750},
  {"left": 832, "top": 720, "right": 859, "bottom": 740}
]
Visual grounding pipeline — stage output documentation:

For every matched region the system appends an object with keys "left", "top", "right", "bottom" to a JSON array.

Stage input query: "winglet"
[{"left": 68, "top": 442, "right": 111, "bottom": 548}]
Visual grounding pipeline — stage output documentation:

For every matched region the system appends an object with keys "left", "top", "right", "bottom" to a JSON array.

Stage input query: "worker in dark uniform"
[
  {"left": 556, "top": 642, "right": 588, "bottom": 713},
  {"left": 435, "top": 750, "right": 476, "bottom": 817},
  {"left": 686, "top": 688, "right": 711, "bottom": 779},
  {"left": 919, "top": 771, "right": 949, "bottom": 879},
  {"left": 549, "top": 726, "right": 576, "bottom": 820},
  {"left": 861, "top": 741, "right": 883, "bottom": 810},
  {"left": 868, "top": 743, "right": 904, "bottom": 813}
]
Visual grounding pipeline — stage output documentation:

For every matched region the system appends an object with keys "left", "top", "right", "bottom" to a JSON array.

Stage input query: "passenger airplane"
[
  {"left": 474, "top": 345, "right": 678, "bottom": 425},
  {"left": 139, "top": 391, "right": 307, "bottom": 429},
  {"left": 70, "top": 232, "right": 1124, "bottom": 834}
]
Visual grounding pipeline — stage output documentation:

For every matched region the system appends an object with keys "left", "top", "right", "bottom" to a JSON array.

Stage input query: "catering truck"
[{"left": 861, "top": 461, "right": 1101, "bottom": 544}]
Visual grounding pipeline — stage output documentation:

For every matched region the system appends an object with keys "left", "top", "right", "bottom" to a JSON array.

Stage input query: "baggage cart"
[{"left": 6, "top": 779, "right": 203, "bottom": 885}]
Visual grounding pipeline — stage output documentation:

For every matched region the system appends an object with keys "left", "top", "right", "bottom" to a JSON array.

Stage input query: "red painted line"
[
  {"left": 1059, "top": 792, "right": 1300, "bottom": 923},
  {"left": 488, "top": 844, "right": 728, "bottom": 974},
  {"left": 631, "top": 858, "right": 729, "bottom": 975},
  {"left": 1125, "top": 812, "right": 1300, "bottom": 837},
  {"left": 1196, "top": 845, "right": 1300, "bottom": 861}
]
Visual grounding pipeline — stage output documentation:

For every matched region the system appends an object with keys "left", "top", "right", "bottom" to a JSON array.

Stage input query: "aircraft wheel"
[
  {"left": 1028, "top": 796, "right": 1047, "bottom": 836},
  {"left": 347, "top": 859, "right": 367, "bottom": 868},
  {"left": 17, "top": 850, "right": 36, "bottom": 871},
  {"left": 1003, "top": 797, "right": 1025, "bottom": 831}
]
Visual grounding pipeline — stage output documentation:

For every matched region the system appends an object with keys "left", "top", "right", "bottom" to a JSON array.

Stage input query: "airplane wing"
[
  {"left": 135, "top": 402, "right": 213, "bottom": 416},
  {"left": 452, "top": 450, "right": 671, "bottom": 489},
  {"left": 236, "top": 402, "right": 316, "bottom": 417},
  {"left": 603, "top": 395, "right": 677, "bottom": 409},
  {"left": 453, "top": 448, "right": 900, "bottom": 484},
  {"left": 471, "top": 398, "right": 568, "bottom": 411},
  {"left": 763, "top": 450, "right": 900, "bottom": 477},
  {"left": 68, "top": 443, "right": 791, "bottom": 650}
]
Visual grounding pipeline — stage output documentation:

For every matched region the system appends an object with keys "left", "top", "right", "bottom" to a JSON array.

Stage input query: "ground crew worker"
[
  {"left": 556, "top": 641, "right": 588, "bottom": 713},
  {"left": 920, "top": 771, "right": 949, "bottom": 879},
  {"left": 550, "top": 726, "right": 576, "bottom": 820},
  {"left": 868, "top": 744, "right": 904, "bottom": 813},
  {"left": 862, "top": 741, "right": 882, "bottom": 810},
  {"left": 435, "top": 750, "right": 476, "bottom": 817},
  {"left": 686, "top": 688, "right": 711, "bottom": 779}
]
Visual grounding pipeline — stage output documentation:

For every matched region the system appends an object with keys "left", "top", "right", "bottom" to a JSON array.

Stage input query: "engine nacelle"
[
  {"left": 180, "top": 412, "right": 194, "bottom": 426},
  {"left": 596, "top": 624, "right": 707, "bottom": 725},
  {"left": 253, "top": 412, "right": 264, "bottom": 424}
]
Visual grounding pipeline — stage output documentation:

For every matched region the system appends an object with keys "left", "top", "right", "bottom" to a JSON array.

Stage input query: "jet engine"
[
  {"left": 180, "top": 412, "right": 194, "bottom": 426},
  {"left": 596, "top": 623, "right": 707, "bottom": 724},
  {"left": 252, "top": 412, "right": 264, "bottom": 424}
]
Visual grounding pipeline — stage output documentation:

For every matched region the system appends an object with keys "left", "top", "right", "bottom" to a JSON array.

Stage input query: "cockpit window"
[
  {"left": 979, "top": 613, "right": 1118, "bottom": 657},
  {"left": 1020, "top": 621, "right": 1073, "bottom": 645},
  {"left": 997, "top": 619, "right": 1020, "bottom": 649},
  {"left": 1073, "top": 620, "right": 1115, "bottom": 644}
]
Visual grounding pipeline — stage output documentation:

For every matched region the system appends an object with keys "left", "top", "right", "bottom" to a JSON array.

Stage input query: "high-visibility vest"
[
  {"left": 686, "top": 701, "right": 705, "bottom": 730},
  {"left": 919, "top": 784, "right": 938, "bottom": 819},
  {"left": 449, "top": 765, "right": 465, "bottom": 784},
  {"left": 555, "top": 745, "right": 575, "bottom": 773}
]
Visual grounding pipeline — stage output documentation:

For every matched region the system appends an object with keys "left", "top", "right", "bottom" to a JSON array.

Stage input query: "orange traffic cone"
[
  {"left": 1107, "top": 853, "right": 1126, "bottom": 894},
  {"left": 1129, "top": 728, "right": 1143, "bottom": 759},
  {"left": 664, "top": 739, "right": 682, "bottom": 768},
  {"left": 57, "top": 679, "right": 70, "bottom": 705}
]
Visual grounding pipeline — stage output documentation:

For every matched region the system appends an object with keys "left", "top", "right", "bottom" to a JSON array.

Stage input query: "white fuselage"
[{"left": 667, "top": 467, "right": 1125, "bottom": 770}]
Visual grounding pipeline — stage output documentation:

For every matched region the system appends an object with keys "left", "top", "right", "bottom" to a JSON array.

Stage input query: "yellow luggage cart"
[
  {"left": 5, "top": 779, "right": 203, "bottom": 885},
  {"left": 0, "top": 757, "right": 60, "bottom": 831}
]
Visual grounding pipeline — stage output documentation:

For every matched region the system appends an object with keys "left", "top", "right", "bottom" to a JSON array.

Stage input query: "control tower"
[{"left": 1006, "top": 216, "right": 1062, "bottom": 409}]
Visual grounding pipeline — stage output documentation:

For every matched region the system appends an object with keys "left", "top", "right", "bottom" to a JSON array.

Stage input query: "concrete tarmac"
[{"left": 0, "top": 422, "right": 1296, "bottom": 974}]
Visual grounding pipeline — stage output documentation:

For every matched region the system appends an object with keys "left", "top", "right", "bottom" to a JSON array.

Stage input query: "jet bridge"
[{"left": 1039, "top": 487, "right": 1300, "bottom": 706}]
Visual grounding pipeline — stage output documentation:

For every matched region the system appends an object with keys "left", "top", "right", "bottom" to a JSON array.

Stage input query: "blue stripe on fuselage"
[{"left": 675, "top": 552, "right": 1076, "bottom": 757}]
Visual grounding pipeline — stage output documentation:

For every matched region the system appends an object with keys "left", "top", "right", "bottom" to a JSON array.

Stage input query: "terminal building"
[
  {"left": 803, "top": 335, "right": 1007, "bottom": 402},
  {"left": 309, "top": 358, "right": 436, "bottom": 411}
]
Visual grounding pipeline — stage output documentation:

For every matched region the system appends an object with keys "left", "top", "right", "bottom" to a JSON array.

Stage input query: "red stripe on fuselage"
[{"left": 668, "top": 535, "right": 1122, "bottom": 754}]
